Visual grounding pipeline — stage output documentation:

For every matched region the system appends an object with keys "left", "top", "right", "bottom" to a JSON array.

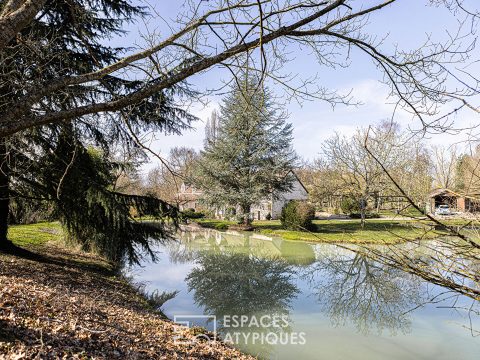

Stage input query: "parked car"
[{"left": 435, "top": 205, "right": 451, "bottom": 215}]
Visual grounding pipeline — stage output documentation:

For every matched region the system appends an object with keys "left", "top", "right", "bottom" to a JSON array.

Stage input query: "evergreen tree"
[
  {"left": 0, "top": 1, "right": 194, "bottom": 263},
  {"left": 13, "top": 126, "right": 178, "bottom": 264},
  {"left": 195, "top": 76, "right": 297, "bottom": 225}
]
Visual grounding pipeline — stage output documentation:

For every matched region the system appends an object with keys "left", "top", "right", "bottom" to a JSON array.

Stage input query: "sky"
[{"left": 109, "top": 1, "right": 480, "bottom": 173}]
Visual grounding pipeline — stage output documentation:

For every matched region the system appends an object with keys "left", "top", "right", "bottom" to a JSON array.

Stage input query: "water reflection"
[
  {"left": 173, "top": 229, "right": 422, "bottom": 337},
  {"left": 170, "top": 228, "right": 316, "bottom": 266},
  {"left": 186, "top": 252, "right": 299, "bottom": 355},
  {"left": 135, "top": 228, "right": 480, "bottom": 359},
  {"left": 302, "top": 252, "right": 423, "bottom": 335}
]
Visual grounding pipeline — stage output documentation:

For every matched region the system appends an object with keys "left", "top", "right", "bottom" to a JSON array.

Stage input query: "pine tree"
[
  {"left": 0, "top": 1, "right": 194, "bottom": 263},
  {"left": 12, "top": 126, "right": 178, "bottom": 264},
  {"left": 195, "top": 76, "right": 297, "bottom": 225}
]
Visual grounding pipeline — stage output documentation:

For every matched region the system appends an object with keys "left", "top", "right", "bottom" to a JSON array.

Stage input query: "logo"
[
  {"left": 173, "top": 314, "right": 307, "bottom": 346},
  {"left": 173, "top": 315, "right": 217, "bottom": 344}
]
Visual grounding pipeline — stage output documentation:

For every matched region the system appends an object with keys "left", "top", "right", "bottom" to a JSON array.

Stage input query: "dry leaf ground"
[{"left": 0, "top": 223, "right": 255, "bottom": 359}]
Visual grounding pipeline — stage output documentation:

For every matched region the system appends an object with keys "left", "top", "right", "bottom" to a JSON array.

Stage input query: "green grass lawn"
[
  {"left": 196, "top": 218, "right": 445, "bottom": 244},
  {"left": 7, "top": 221, "right": 64, "bottom": 247},
  {"left": 7, "top": 218, "right": 447, "bottom": 249}
]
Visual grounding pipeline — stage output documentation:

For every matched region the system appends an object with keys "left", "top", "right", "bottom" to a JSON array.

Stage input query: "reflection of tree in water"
[
  {"left": 303, "top": 252, "right": 423, "bottom": 335},
  {"left": 186, "top": 252, "right": 299, "bottom": 355}
]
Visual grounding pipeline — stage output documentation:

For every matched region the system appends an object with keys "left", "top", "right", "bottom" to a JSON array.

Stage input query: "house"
[
  {"left": 250, "top": 171, "right": 309, "bottom": 220},
  {"left": 176, "top": 170, "right": 309, "bottom": 220},
  {"left": 427, "top": 188, "right": 480, "bottom": 213},
  {"left": 177, "top": 183, "right": 203, "bottom": 211}
]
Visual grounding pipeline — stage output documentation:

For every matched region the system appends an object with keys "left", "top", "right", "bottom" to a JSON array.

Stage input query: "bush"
[
  {"left": 349, "top": 212, "right": 380, "bottom": 219},
  {"left": 280, "top": 200, "right": 315, "bottom": 231},
  {"left": 182, "top": 208, "right": 205, "bottom": 219},
  {"left": 340, "top": 197, "right": 360, "bottom": 215},
  {"left": 215, "top": 223, "right": 229, "bottom": 230},
  {"left": 236, "top": 215, "right": 245, "bottom": 224}
]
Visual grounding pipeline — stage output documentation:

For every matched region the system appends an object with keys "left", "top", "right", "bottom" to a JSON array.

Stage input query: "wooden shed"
[{"left": 428, "top": 188, "right": 480, "bottom": 213}]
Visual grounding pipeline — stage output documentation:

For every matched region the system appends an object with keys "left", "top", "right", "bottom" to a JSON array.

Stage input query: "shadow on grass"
[{"left": 0, "top": 239, "right": 114, "bottom": 276}]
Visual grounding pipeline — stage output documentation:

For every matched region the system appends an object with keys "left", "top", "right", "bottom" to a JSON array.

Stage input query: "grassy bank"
[
  {"left": 196, "top": 218, "right": 445, "bottom": 244},
  {"left": 0, "top": 223, "right": 253, "bottom": 359}
]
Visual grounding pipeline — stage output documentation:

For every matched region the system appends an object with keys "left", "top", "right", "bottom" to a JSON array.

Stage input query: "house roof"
[
  {"left": 429, "top": 188, "right": 457, "bottom": 198},
  {"left": 289, "top": 170, "right": 309, "bottom": 194},
  {"left": 429, "top": 188, "right": 480, "bottom": 200}
]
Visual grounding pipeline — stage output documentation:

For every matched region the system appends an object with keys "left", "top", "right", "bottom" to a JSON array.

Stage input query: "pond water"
[{"left": 129, "top": 228, "right": 480, "bottom": 360}]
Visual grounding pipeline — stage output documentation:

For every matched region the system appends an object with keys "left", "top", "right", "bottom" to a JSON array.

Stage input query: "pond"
[{"left": 129, "top": 228, "right": 480, "bottom": 360}]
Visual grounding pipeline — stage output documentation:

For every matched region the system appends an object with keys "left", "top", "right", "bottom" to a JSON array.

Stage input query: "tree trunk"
[
  {"left": 0, "top": 137, "right": 10, "bottom": 248},
  {"left": 360, "top": 197, "right": 366, "bottom": 229},
  {"left": 241, "top": 204, "right": 251, "bottom": 225}
]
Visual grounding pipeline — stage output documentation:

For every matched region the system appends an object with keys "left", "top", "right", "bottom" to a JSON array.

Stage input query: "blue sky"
[{"left": 110, "top": 1, "right": 480, "bottom": 170}]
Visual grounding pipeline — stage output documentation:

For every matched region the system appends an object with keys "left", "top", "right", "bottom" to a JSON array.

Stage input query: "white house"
[
  {"left": 177, "top": 170, "right": 309, "bottom": 220},
  {"left": 249, "top": 171, "right": 309, "bottom": 220}
]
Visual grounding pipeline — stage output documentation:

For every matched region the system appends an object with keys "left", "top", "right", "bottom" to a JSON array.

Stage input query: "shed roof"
[
  {"left": 429, "top": 188, "right": 457, "bottom": 198},
  {"left": 429, "top": 188, "right": 480, "bottom": 200}
]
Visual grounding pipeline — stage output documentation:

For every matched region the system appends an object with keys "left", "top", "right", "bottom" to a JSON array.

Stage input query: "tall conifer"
[{"left": 196, "top": 76, "right": 297, "bottom": 224}]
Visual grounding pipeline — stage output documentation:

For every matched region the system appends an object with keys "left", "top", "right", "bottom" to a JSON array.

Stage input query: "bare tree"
[
  {"left": 204, "top": 110, "right": 219, "bottom": 147},
  {"left": 455, "top": 145, "right": 480, "bottom": 194},
  {"left": 145, "top": 147, "right": 199, "bottom": 205},
  {"left": 1, "top": 0, "right": 479, "bottom": 138},
  {"left": 360, "top": 129, "right": 480, "bottom": 301},
  {"left": 432, "top": 145, "right": 459, "bottom": 189},
  {"left": 297, "top": 159, "right": 347, "bottom": 212},
  {"left": 322, "top": 122, "right": 412, "bottom": 226},
  {"left": 394, "top": 143, "right": 432, "bottom": 209}
]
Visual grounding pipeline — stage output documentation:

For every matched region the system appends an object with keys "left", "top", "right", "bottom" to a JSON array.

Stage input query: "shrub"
[
  {"left": 280, "top": 200, "right": 315, "bottom": 231},
  {"left": 215, "top": 223, "right": 229, "bottom": 230},
  {"left": 182, "top": 208, "right": 206, "bottom": 219},
  {"left": 349, "top": 212, "right": 380, "bottom": 219},
  {"left": 236, "top": 215, "right": 245, "bottom": 224},
  {"left": 340, "top": 197, "right": 360, "bottom": 215}
]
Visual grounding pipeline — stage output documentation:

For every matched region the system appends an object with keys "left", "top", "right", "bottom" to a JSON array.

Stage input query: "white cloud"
[
  {"left": 141, "top": 78, "right": 480, "bottom": 171},
  {"left": 141, "top": 101, "right": 219, "bottom": 173}
]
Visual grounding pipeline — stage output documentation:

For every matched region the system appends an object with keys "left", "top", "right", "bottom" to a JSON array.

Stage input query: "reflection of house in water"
[
  {"left": 177, "top": 228, "right": 316, "bottom": 266},
  {"left": 177, "top": 170, "right": 309, "bottom": 220},
  {"left": 428, "top": 188, "right": 480, "bottom": 213}
]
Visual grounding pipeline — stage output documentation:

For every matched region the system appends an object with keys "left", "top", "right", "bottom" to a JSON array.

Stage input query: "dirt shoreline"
[{"left": 0, "top": 242, "right": 254, "bottom": 359}]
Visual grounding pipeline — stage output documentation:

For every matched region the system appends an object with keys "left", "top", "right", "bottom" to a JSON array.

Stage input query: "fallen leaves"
[{"left": 0, "top": 246, "right": 254, "bottom": 359}]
